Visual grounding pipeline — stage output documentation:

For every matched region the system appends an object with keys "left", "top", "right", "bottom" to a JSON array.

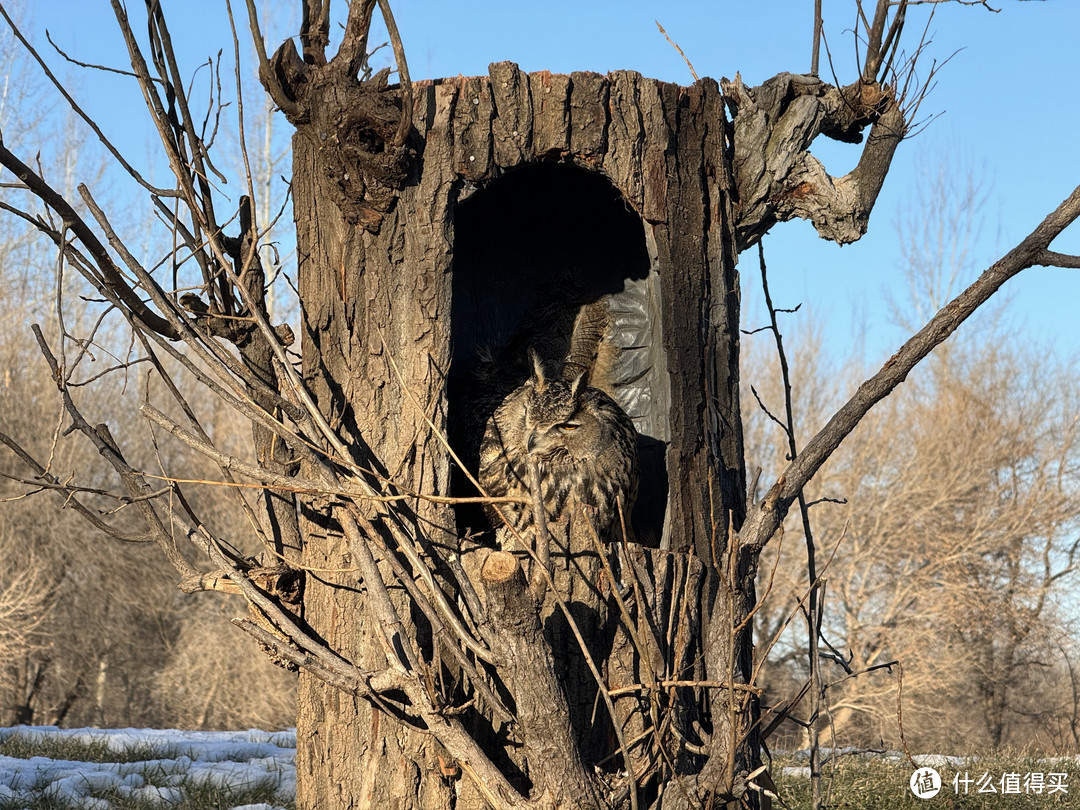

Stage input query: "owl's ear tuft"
[
  {"left": 529, "top": 350, "right": 547, "bottom": 391},
  {"left": 568, "top": 370, "right": 586, "bottom": 400}
]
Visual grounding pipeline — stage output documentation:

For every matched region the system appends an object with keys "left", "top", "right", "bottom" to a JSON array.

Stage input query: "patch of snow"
[
  {"left": 0, "top": 726, "right": 295, "bottom": 810},
  {"left": 912, "top": 753, "right": 967, "bottom": 768}
]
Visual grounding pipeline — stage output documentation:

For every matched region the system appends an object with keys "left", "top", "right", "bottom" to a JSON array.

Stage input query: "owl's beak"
[{"left": 526, "top": 429, "right": 539, "bottom": 454}]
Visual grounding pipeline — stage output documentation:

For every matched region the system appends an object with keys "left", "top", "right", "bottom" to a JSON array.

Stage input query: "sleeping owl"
[{"left": 478, "top": 353, "right": 638, "bottom": 542}]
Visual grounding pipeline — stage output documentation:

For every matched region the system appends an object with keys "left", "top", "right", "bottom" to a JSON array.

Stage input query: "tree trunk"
[
  {"left": 287, "top": 61, "right": 750, "bottom": 808},
  {"left": 0, "top": 3, "right": 1012, "bottom": 807},
  {"left": 290, "top": 71, "right": 458, "bottom": 807}
]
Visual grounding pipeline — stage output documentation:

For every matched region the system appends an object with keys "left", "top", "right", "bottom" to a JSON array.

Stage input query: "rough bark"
[
  {"left": 3, "top": 2, "right": 1064, "bottom": 808},
  {"left": 281, "top": 59, "right": 751, "bottom": 808},
  {"left": 481, "top": 551, "right": 602, "bottom": 809},
  {"left": 289, "top": 73, "right": 458, "bottom": 810},
  {"left": 723, "top": 71, "right": 907, "bottom": 251},
  {"left": 0, "top": 28, "right": 915, "bottom": 801}
]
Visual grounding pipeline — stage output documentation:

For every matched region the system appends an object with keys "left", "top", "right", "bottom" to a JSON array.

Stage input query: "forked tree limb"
[
  {"left": 861, "top": 0, "right": 908, "bottom": 83},
  {"left": 299, "top": 0, "right": 332, "bottom": 66},
  {"left": 724, "top": 71, "right": 908, "bottom": 250},
  {"left": 0, "top": 431, "right": 156, "bottom": 544},
  {"left": 1037, "top": 249, "right": 1080, "bottom": 269},
  {"left": 724, "top": 0, "right": 975, "bottom": 252},
  {"left": 740, "top": 181, "right": 1080, "bottom": 554},
  {"left": 29, "top": 326, "right": 201, "bottom": 579}
]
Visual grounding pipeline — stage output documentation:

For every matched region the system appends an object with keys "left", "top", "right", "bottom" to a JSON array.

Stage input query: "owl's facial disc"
[
  {"left": 525, "top": 426, "right": 549, "bottom": 455},
  {"left": 526, "top": 419, "right": 585, "bottom": 457}
]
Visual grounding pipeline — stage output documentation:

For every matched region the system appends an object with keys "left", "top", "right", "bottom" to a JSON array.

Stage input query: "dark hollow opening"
[{"left": 447, "top": 162, "right": 666, "bottom": 544}]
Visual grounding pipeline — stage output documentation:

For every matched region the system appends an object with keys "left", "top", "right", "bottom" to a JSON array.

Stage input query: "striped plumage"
[{"left": 478, "top": 354, "right": 638, "bottom": 540}]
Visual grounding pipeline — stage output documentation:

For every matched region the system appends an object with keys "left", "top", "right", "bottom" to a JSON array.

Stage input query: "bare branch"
[
  {"left": 30, "top": 325, "right": 201, "bottom": 578},
  {"left": 0, "top": 431, "right": 156, "bottom": 544},
  {"left": 242, "top": 0, "right": 302, "bottom": 119},
  {"left": 756, "top": 240, "right": 830, "bottom": 805},
  {"left": 0, "top": 2, "right": 177, "bottom": 196},
  {"left": 742, "top": 181, "right": 1080, "bottom": 551},
  {"left": 1036, "top": 249, "right": 1080, "bottom": 269},
  {"left": 300, "top": 0, "right": 332, "bottom": 66},
  {"left": 0, "top": 141, "right": 179, "bottom": 338},
  {"left": 232, "top": 618, "right": 376, "bottom": 696},
  {"left": 202, "top": 536, "right": 369, "bottom": 689},
  {"left": 811, "top": 0, "right": 824, "bottom": 76},
  {"left": 334, "top": 0, "right": 376, "bottom": 79},
  {"left": 655, "top": 19, "right": 699, "bottom": 82},
  {"left": 375, "top": 0, "right": 412, "bottom": 149},
  {"left": 44, "top": 29, "right": 157, "bottom": 82},
  {"left": 902, "top": 0, "right": 999, "bottom": 8}
]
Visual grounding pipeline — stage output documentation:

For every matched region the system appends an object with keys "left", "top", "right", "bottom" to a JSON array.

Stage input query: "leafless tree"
[
  {"left": 744, "top": 159, "right": 1080, "bottom": 761},
  {"left": 748, "top": 331, "right": 1080, "bottom": 752},
  {"left": 155, "top": 597, "right": 296, "bottom": 729}
]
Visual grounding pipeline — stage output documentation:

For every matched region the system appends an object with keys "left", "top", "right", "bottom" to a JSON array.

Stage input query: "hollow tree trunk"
[{"left": 286, "top": 59, "right": 749, "bottom": 808}]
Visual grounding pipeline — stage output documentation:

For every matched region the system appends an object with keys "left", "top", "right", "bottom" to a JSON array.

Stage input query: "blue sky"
[
  {"left": 389, "top": 0, "right": 1080, "bottom": 366},
  {"left": 30, "top": 0, "right": 1080, "bottom": 367}
]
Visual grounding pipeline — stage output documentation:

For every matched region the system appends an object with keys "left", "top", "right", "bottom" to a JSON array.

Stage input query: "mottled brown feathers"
[{"left": 478, "top": 355, "right": 638, "bottom": 540}]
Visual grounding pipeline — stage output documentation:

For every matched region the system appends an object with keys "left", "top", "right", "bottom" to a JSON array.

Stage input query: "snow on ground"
[
  {"left": 779, "top": 748, "right": 969, "bottom": 780},
  {"left": 0, "top": 726, "right": 295, "bottom": 809}
]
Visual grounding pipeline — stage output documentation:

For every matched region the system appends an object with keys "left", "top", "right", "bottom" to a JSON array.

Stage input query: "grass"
[
  {"left": 0, "top": 729, "right": 295, "bottom": 810},
  {"left": 6, "top": 730, "right": 1076, "bottom": 809},
  {"left": 0, "top": 733, "right": 172, "bottom": 765},
  {"left": 769, "top": 750, "right": 1080, "bottom": 809},
  {"left": 0, "top": 783, "right": 290, "bottom": 810}
]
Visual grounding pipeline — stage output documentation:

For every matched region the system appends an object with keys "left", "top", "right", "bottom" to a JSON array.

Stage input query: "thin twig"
[
  {"left": 655, "top": 20, "right": 699, "bottom": 81},
  {"left": 756, "top": 241, "right": 826, "bottom": 807},
  {"left": 375, "top": 0, "right": 412, "bottom": 148},
  {"left": 811, "top": 0, "right": 824, "bottom": 76},
  {"left": 0, "top": 3, "right": 177, "bottom": 195},
  {"left": 740, "top": 181, "right": 1080, "bottom": 555}
]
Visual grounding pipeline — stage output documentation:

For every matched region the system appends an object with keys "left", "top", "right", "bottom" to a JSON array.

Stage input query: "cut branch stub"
[
  {"left": 263, "top": 38, "right": 308, "bottom": 121},
  {"left": 724, "top": 71, "right": 907, "bottom": 251}
]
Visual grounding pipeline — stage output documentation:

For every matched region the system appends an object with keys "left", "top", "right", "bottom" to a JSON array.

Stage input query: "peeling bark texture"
[
  {"left": 268, "top": 37, "right": 412, "bottom": 231},
  {"left": 0, "top": 0, "right": 927, "bottom": 801},
  {"left": 286, "top": 59, "right": 755, "bottom": 809}
]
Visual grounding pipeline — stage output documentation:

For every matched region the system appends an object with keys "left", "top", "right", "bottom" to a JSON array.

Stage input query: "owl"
[{"left": 478, "top": 353, "right": 638, "bottom": 543}]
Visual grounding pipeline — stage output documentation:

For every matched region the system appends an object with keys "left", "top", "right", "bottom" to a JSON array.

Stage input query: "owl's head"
[{"left": 521, "top": 352, "right": 595, "bottom": 459}]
